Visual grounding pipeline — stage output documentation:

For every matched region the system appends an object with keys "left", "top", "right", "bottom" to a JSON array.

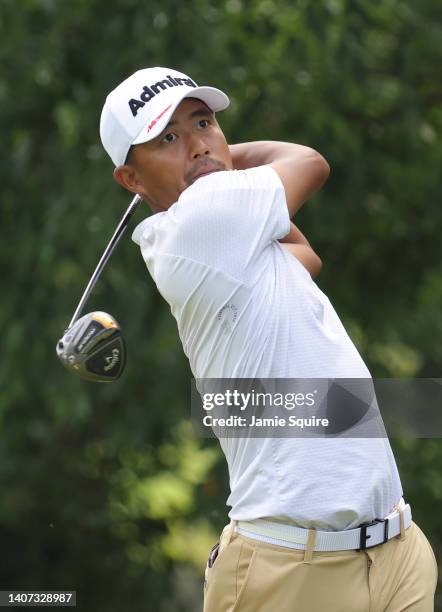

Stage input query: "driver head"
[{"left": 56, "top": 311, "right": 126, "bottom": 382}]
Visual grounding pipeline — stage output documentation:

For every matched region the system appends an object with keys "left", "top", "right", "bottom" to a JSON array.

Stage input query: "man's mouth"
[
  {"left": 186, "top": 159, "right": 226, "bottom": 186},
  {"left": 195, "top": 169, "right": 217, "bottom": 180}
]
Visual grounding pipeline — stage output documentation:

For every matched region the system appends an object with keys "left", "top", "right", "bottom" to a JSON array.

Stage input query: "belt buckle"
[{"left": 357, "top": 518, "right": 389, "bottom": 551}]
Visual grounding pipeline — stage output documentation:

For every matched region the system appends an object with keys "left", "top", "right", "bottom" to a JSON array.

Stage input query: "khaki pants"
[{"left": 203, "top": 520, "right": 438, "bottom": 612}]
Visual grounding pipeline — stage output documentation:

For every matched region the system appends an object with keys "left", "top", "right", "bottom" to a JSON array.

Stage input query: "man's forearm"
[
  {"left": 279, "top": 222, "right": 322, "bottom": 279},
  {"left": 228, "top": 141, "right": 326, "bottom": 280},
  {"left": 281, "top": 243, "right": 323, "bottom": 279},
  {"left": 229, "top": 141, "right": 318, "bottom": 171},
  {"left": 279, "top": 222, "right": 312, "bottom": 246},
  {"left": 228, "top": 141, "right": 329, "bottom": 220}
]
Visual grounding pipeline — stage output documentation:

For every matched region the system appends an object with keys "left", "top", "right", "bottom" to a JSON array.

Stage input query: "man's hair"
[{"left": 125, "top": 145, "right": 135, "bottom": 166}]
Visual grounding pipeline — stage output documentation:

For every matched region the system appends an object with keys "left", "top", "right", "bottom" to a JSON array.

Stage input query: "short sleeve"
[{"left": 161, "top": 165, "right": 291, "bottom": 279}]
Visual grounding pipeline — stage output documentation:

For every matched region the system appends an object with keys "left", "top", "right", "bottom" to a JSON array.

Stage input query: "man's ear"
[{"left": 113, "top": 165, "right": 140, "bottom": 195}]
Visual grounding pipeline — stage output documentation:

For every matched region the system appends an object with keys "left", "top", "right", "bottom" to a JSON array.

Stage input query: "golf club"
[{"left": 56, "top": 193, "right": 142, "bottom": 382}]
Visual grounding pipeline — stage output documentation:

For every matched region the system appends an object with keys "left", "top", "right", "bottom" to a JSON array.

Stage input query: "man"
[{"left": 100, "top": 67, "right": 438, "bottom": 611}]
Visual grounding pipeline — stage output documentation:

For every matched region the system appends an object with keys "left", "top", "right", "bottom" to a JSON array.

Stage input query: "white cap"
[{"left": 100, "top": 67, "right": 230, "bottom": 166}]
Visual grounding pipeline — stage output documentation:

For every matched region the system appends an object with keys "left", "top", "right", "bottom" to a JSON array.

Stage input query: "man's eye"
[
  {"left": 162, "top": 132, "right": 177, "bottom": 143},
  {"left": 198, "top": 119, "right": 210, "bottom": 128}
]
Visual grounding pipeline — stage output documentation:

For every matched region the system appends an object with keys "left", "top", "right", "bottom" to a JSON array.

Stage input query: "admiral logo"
[{"left": 128, "top": 75, "right": 197, "bottom": 117}]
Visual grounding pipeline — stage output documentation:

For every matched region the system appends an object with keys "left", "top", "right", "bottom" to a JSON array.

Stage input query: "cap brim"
[{"left": 131, "top": 86, "right": 230, "bottom": 146}]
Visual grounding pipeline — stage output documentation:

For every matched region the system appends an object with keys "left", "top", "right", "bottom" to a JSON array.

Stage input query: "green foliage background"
[{"left": 1, "top": 0, "right": 441, "bottom": 610}]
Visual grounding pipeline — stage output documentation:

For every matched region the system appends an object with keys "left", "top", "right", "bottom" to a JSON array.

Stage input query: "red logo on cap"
[{"left": 147, "top": 104, "right": 172, "bottom": 133}]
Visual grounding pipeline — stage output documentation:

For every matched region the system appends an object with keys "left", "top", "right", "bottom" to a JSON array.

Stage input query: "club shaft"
[{"left": 68, "top": 194, "right": 142, "bottom": 329}]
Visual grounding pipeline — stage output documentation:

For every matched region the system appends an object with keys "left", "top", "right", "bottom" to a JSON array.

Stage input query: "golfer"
[{"left": 100, "top": 67, "right": 438, "bottom": 611}]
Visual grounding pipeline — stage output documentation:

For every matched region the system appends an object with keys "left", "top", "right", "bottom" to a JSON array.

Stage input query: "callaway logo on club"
[
  {"left": 104, "top": 349, "right": 120, "bottom": 372},
  {"left": 128, "top": 75, "right": 197, "bottom": 117}
]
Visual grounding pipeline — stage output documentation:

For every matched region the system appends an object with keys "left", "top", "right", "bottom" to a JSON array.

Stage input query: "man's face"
[{"left": 114, "top": 98, "right": 233, "bottom": 211}]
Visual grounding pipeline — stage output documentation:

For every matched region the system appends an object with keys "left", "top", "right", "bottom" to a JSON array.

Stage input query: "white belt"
[{"left": 235, "top": 503, "right": 412, "bottom": 552}]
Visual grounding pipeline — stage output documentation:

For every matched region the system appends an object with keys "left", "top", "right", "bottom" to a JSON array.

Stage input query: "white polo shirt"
[{"left": 132, "top": 165, "right": 403, "bottom": 530}]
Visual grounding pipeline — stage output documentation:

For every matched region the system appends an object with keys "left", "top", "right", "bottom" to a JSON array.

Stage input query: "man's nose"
[{"left": 189, "top": 133, "right": 210, "bottom": 158}]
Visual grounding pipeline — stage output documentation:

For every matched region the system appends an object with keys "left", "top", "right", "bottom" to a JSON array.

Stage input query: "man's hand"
[{"left": 229, "top": 141, "right": 330, "bottom": 218}]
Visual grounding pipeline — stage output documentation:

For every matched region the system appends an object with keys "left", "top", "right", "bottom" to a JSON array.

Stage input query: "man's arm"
[
  {"left": 280, "top": 243, "right": 322, "bottom": 278},
  {"left": 279, "top": 222, "right": 312, "bottom": 246},
  {"left": 229, "top": 141, "right": 330, "bottom": 218},
  {"left": 229, "top": 142, "right": 327, "bottom": 278},
  {"left": 279, "top": 222, "right": 322, "bottom": 279}
]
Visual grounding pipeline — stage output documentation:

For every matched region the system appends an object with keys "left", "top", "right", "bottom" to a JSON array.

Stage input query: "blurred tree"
[{"left": 1, "top": 0, "right": 441, "bottom": 609}]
